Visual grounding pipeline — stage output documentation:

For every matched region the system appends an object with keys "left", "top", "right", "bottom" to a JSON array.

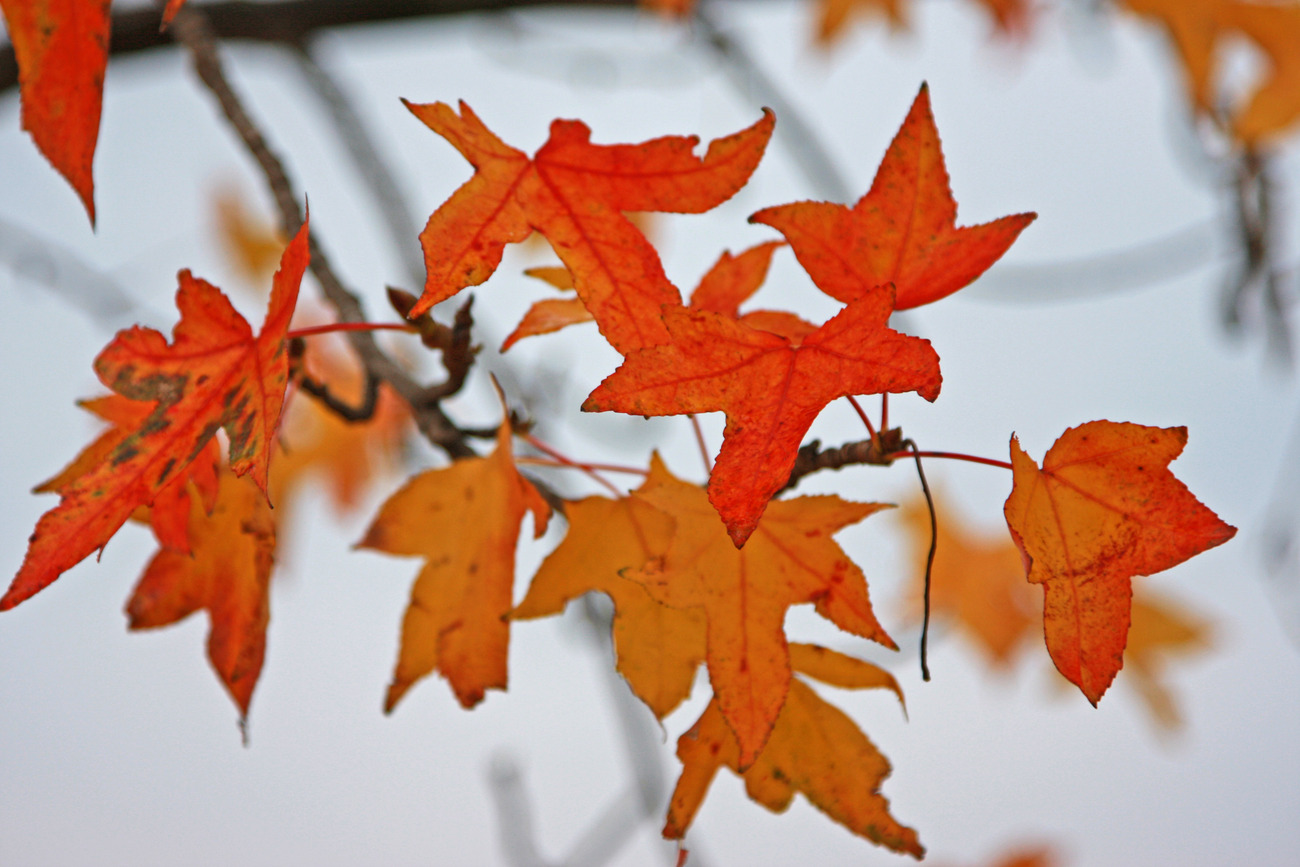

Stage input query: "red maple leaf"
[
  {"left": 584, "top": 283, "right": 940, "bottom": 546},
  {"left": 751, "top": 85, "right": 1034, "bottom": 310},
  {"left": 2, "top": 218, "right": 309, "bottom": 610}
]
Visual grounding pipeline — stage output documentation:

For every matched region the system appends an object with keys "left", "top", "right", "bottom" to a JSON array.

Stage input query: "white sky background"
[{"left": 2, "top": 1, "right": 1299, "bottom": 865}]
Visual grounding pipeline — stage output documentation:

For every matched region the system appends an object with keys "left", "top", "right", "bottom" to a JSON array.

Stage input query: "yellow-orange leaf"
[
  {"left": 625, "top": 466, "right": 894, "bottom": 766},
  {"left": 512, "top": 454, "right": 705, "bottom": 718},
  {"left": 405, "top": 100, "right": 774, "bottom": 352},
  {"left": 664, "top": 643, "right": 921, "bottom": 858},
  {"left": 1003, "top": 421, "right": 1235, "bottom": 705},
  {"left": 1218, "top": 2, "right": 1300, "bottom": 143},
  {"left": 751, "top": 85, "right": 1034, "bottom": 311},
  {"left": 2, "top": 219, "right": 309, "bottom": 611},
  {"left": 584, "top": 284, "right": 940, "bottom": 546},
  {"left": 358, "top": 419, "right": 550, "bottom": 711},
  {"left": 899, "top": 492, "right": 1038, "bottom": 667},
  {"left": 126, "top": 466, "right": 274, "bottom": 721},
  {"left": 1123, "top": 0, "right": 1300, "bottom": 144},
  {"left": 0, "top": 0, "right": 109, "bottom": 222}
]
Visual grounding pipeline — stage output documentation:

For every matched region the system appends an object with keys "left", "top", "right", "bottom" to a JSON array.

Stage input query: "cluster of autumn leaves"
[
  {"left": 1, "top": 0, "right": 1269, "bottom": 857},
  {"left": 3, "top": 75, "right": 1238, "bottom": 853}
]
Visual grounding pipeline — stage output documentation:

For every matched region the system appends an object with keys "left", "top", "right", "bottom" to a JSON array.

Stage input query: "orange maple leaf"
[
  {"left": 584, "top": 283, "right": 940, "bottom": 546},
  {"left": 898, "top": 491, "right": 1038, "bottom": 667},
  {"left": 1122, "top": 0, "right": 1300, "bottom": 144},
  {"left": 125, "top": 465, "right": 273, "bottom": 722},
  {"left": 34, "top": 394, "right": 221, "bottom": 555},
  {"left": 358, "top": 411, "right": 550, "bottom": 711},
  {"left": 499, "top": 265, "right": 594, "bottom": 351},
  {"left": 663, "top": 643, "right": 922, "bottom": 858},
  {"left": 1216, "top": 1, "right": 1300, "bottom": 143},
  {"left": 502, "top": 240, "right": 786, "bottom": 350},
  {"left": 752, "top": 85, "right": 1034, "bottom": 311},
  {"left": 624, "top": 465, "right": 895, "bottom": 766},
  {"left": 512, "top": 454, "right": 706, "bottom": 718},
  {"left": 0, "top": 0, "right": 111, "bottom": 222},
  {"left": 1, "top": 218, "right": 309, "bottom": 611},
  {"left": 1003, "top": 421, "right": 1235, "bottom": 704},
  {"left": 404, "top": 100, "right": 774, "bottom": 352}
]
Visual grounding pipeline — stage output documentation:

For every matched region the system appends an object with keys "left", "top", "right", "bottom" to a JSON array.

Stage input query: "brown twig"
[
  {"left": 170, "top": 5, "right": 477, "bottom": 457},
  {"left": 780, "top": 428, "right": 905, "bottom": 493}
]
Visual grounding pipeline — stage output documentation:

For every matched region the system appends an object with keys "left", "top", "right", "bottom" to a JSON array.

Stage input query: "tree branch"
[
  {"left": 780, "top": 428, "right": 905, "bottom": 493},
  {"left": 170, "top": 5, "right": 477, "bottom": 457},
  {"left": 1, "top": 0, "right": 662, "bottom": 96}
]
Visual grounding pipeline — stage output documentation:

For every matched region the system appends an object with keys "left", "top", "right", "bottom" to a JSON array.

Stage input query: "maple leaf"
[
  {"left": 1003, "top": 421, "right": 1236, "bottom": 705},
  {"left": 751, "top": 85, "right": 1035, "bottom": 311},
  {"left": 1, "top": 217, "right": 309, "bottom": 611},
  {"left": 499, "top": 266, "right": 595, "bottom": 351},
  {"left": 0, "top": 0, "right": 111, "bottom": 222},
  {"left": 358, "top": 411, "right": 550, "bottom": 711},
  {"left": 1122, "top": 0, "right": 1300, "bottom": 144},
  {"left": 1217, "top": 1, "right": 1300, "bottom": 143},
  {"left": 404, "top": 100, "right": 774, "bottom": 352},
  {"left": 624, "top": 465, "right": 895, "bottom": 766},
  {"left": 34, "top": 394, "right": 221, "bottom": 555},
  {"left": 584, "top": 283, "right": 941, "bottom": 546},
  {"left": 125, "top": 465, "right": 273, "bottom": 722},
  {"left": 663, "top": 643, "right": 922, "bottom": 858},
  {"left": 512, "top": 454, "right": 706, "bottom": 718},
  {"left": 898, "top": 491, "right": 1038, "bottom": 667},
  {"left": 502, "top": 240, "right": 786, "bottom": 350}
]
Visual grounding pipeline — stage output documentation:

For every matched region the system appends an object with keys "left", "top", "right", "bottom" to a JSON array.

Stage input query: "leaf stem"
[
  {"left": 887, "top": 450, "right": 1013, "bottom": 471},
  {"left": 520, "top": 433, "right": 625, "bottom": 498},
  {"left": 903, "top": 438, "right": 937, "bottom": 684},
  {"left": 880, "top": 393, "right": 889, "bottom": 433},
  {"left": 287, "top": 321, "right": 416, "bottom": 340},
  {"left": 845, "top": 395, "right": 878, "bottom": 444}
]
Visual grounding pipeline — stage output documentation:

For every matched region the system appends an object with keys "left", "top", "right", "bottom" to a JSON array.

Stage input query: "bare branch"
[{"left": 780, "top": 428, "right": 906, "bottom": 493}]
